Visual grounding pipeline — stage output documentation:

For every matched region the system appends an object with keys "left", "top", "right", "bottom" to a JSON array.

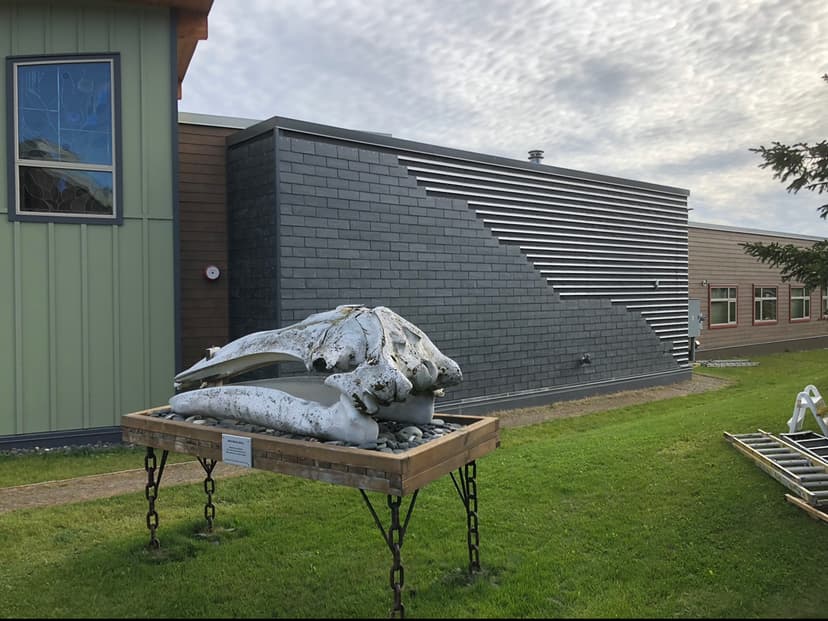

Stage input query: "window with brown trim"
[
  {"left": 753, "top": 286, "right": 777, "bottom": 324},
  {"left": 710, "top": 285, "right": 737, "bottom": 327}
]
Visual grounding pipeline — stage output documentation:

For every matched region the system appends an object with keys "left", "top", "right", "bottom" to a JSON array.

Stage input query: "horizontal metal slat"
[
  {"left": 473, "top": 203, "right": 687, "bottom": 229},
  {"left": 423, "top": 183, "right": 687, "bottom": 220},
  {"left": 399, "top": 155, "right": 688, "bottom": 207},
  {"left": 481, "top": 216, "right": 687, "bottom": 242},
  {"left": 494, "top": 230, "right": 687, "bottom": 249},
  {"left": 417, "top": 174, "right": 689, "bottom": 219},
  {"left": 522, "top": 246, "right": 687, "bottom": 260}
]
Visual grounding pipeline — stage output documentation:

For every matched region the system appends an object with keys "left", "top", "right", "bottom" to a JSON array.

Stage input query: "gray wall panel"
[{"left": 226, "top": 123, "right": 687, "bottom": 411}]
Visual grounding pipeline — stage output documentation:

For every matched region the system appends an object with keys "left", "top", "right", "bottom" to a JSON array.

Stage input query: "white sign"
[{"left": 222, "top": 434, "right": 252, "bottom": 468}]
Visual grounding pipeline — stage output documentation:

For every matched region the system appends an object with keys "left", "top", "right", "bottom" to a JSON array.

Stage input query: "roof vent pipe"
[{"left": 528, "top": 149, "right": 544, "bottom": 164}]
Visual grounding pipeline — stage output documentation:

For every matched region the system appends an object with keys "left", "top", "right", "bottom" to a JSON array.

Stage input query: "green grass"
[
  {"left": 2, "top": 350, "right": 828, "bottom": 618},
  {"left": 0, "top": 444, "right": 194, "bottom": 488}
]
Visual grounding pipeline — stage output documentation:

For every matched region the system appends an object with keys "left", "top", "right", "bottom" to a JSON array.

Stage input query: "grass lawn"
[
  {"left": 1, "top": 350, "right": 827, "bottom": 618},
  {"left": 0, "top": 445, "right": 194, "bottom": 489}
]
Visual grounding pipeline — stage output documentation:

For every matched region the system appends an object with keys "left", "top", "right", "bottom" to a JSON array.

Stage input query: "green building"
[{"left": 0, "top": 0, "right": 212, "bottom": 447}]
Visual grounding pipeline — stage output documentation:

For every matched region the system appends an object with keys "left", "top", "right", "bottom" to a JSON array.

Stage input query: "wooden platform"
[{"left": 122, "top": 407, "right": 500, "bottom": 496}]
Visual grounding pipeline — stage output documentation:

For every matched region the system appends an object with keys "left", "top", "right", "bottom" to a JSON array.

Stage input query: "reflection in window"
[
  {"left": 791, "top": 286, "right": 811, "bottom": 321},
  {"left": 710, "top": 286, "right": 737, "bottom": 327},
  {"left": 19, "top": 167, "right": 113, "bottom": 214},
  {"left": 9, "top": 55, "right": 119, "bottom": 221},
  {"left": 753, "top": 286, "right": 777, "bottom": 323}
]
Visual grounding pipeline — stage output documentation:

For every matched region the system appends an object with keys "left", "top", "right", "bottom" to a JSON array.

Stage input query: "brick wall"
[{"left": 226, "top": 127, "right": 684, "bottom": 410}]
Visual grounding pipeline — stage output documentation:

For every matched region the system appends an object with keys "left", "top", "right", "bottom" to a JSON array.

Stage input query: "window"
[
  {"left": 8, "top": 54, "right": 121, "bottom": 223},
  {"left": 790, "top": 286, "right": 811, "bottom": 322},
  {"left": 822, "top": 287, "right": 828, "bottom": 319},
  {"left": 753, "top": 286, "right": 777, "bottom": 324},
  {"left": 710, "top": 286, "right": 737, "bottom": 327}
]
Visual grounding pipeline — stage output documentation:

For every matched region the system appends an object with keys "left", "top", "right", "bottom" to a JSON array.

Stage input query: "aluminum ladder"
[
  {"left": 723, "top": 429, "right": 828, "bottom": 508},
  {"left": 787, "top": 385, "right": 828, "bottom": 436}
]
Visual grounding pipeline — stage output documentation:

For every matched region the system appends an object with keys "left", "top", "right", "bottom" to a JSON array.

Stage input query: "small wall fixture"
[
  {"left": 204, "top": 265, "right": 221, "bottom": 281},
  {"left": 701, "top": 279, "right": 709, "bottom": 287},
  {"left": 580, "top": 353, "right": 592, "bottom": 365}
]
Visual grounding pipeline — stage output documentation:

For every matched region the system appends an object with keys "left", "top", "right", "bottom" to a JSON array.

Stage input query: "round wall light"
[{"left": 204, "top": 265, "right": 221, "bottom": 281}]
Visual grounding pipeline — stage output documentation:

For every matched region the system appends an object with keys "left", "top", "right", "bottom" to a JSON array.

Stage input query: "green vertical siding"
[
  {"left": 19, "top": 224, "right": 50, "bottom": 434},
  {"left": 117, "top": 221, "right": 148, "bottom": 415},
  {"left": 0, "top": 222, "right": 14, "bottom": 436},
  {"left": 0, "top": 1, "right": 176, "bottom": 438},
  {"left": 53, "top": 225, "right": 84, "bottom": 430}
]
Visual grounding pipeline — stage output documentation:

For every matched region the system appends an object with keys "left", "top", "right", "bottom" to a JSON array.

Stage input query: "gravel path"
[{"left": 0, "top": 372, "right": 731, "bottom": 514}]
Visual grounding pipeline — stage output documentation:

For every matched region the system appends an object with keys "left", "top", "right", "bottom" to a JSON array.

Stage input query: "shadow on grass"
[{"left": 135, "top": 521, "right": 250, "bottom": 564}]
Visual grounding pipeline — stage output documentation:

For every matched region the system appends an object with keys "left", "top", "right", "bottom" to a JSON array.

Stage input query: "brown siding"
[
  {"left": 178, "top": 123, "right": 237, "bottom": 368},
  {"left": 689, "top": 225, "right": 828, "bottom": 356}
]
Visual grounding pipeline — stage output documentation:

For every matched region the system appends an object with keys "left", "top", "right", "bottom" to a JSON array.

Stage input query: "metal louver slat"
[{"left": 398, "top": 153, "right": 689, "bottom": 366}]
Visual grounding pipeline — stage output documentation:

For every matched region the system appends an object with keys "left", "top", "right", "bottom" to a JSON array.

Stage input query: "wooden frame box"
[{"left": 122, "top": 407, "right": 500, "bottom": 495}]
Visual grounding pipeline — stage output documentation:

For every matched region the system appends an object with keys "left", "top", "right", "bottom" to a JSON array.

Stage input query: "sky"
[{"left": 178, "top": 0, "right": 828, "bottom": 237}]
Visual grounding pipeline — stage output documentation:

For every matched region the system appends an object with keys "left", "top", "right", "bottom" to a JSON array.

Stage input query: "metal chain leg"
[
  {"left": 388, "top": 495, "right": 405, "bottom": 619},
  {"left": 359, "top": 490, "right": 419, "bottom": 619},
  {"left": 144, "top": 447, "right": 160, "bottom": 548},
  {"left": 465, "top": 461, "right": 480, "bottom": 573},
  {"left": 198, "top": 457, "right": 218, "bottom": 532}
]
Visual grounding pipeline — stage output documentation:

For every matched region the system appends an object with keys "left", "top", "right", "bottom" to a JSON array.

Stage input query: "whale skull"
[{"left": 169, "top": 305, "right": 462, "bottom": 444}]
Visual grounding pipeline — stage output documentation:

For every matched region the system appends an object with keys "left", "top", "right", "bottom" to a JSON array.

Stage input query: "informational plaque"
[{"left": 221, "top": 434, "right": 252, "bottom": 468}]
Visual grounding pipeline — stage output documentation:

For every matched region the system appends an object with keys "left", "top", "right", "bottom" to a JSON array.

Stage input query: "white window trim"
[
  {"left": 710, "top": 285, "right": 738, "bottom": 328},
  {"left": 790, "top": 285, "right": 811, "bottom": 322},
  {"left": 753, "top": 285, "right": 777, "bottom": 324}
]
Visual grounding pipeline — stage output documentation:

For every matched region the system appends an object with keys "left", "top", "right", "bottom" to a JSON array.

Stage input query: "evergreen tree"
[{"left": 740, "top": 74, "right": 828, "bottom": 288}]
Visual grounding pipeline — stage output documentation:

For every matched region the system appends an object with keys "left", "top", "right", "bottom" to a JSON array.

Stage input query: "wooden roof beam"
[{"left": 175, "top": 8, "right": 209, "bottom": 99}]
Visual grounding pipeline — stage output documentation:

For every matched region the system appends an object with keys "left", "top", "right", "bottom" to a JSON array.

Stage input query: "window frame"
[
  {"left": 752, "top": 285, "right": 778, "bottom": 325},
  {"left": 789, "top": 284, "right": 811, "bottom": 323},
  {"left": 6, "top": 52, "right": 122, "bottom": 224},
  {"left": 822, "top": 286, "right": 828, "bottom": 320},
  {"left": 709, "top": 284, "right": 738, "bottom": 329}
]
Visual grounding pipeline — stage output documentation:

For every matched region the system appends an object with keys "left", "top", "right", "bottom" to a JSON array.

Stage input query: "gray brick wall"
[
  {"left": 227, "top": 131, "right": 277, "bottom": 338},
  {"left": 227, "top": 129, "right": 679, "bottom": 407}
]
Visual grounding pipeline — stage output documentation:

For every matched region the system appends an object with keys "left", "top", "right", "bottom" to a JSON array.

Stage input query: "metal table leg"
[
  {"left": 143, "top": 446, "right": 169, "bottom": 548},
  {"left": 360, "top": 489, "right": 420, "bottom": 618},
  {"left": 450, "top": 460, "right": 480, "bottom": 573},
  {"left": 197, "top": 457, "right": 218, "bottom": 532}
]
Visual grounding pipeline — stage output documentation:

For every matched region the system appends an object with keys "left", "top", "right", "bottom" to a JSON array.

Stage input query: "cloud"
[{"left": 180, "top": 0, "right": 828, "bottom": 236}]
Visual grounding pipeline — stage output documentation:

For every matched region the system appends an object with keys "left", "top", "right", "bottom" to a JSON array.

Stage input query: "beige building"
[{"left": 689, "top": 221, "right": 828, "bottom": 358}]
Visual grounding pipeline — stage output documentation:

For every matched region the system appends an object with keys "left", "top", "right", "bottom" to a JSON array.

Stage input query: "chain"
[
  {"left": 204, "top": 472, "right": 216, "bottom": 529},
  {"left": 201, "top": 458, "right": 217, "bottom": 531},
  {"left": 387, "top": 495, "right": 405, "bottom": 618},
  {"left": 466, "top": 461, "right": 480, "bottom": 572},
  {"left": 144, "top": 447, "right": 160, "bottom": 548}
]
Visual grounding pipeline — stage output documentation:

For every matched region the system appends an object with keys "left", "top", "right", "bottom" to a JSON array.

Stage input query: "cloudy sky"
[{"left": 179, "top": 0, "right": 828, "bottom": 236}]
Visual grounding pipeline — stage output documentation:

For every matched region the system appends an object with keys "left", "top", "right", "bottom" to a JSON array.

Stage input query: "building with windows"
[
  {"left": 688, "top": 221, "right": 828, "bottom": 358},
  {"left": 2, "top": 100, "right": 695, "bottom": 448},
  {"left": 1, "top": 0, "right": 212, "bottom": 448},
  {"left": 4, "top": 5, "right": 824, "bottom": 450},
  {"left": 7, "top": 2, "right": 749, "bottom": 448}
]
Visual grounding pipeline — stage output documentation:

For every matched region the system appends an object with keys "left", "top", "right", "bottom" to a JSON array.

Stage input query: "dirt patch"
[
  {"left": 0, "top": 372, "right": 732, "bottom": 513},
  {"left": 0, "top": 460, "right": 252, "bottom": 515}
]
